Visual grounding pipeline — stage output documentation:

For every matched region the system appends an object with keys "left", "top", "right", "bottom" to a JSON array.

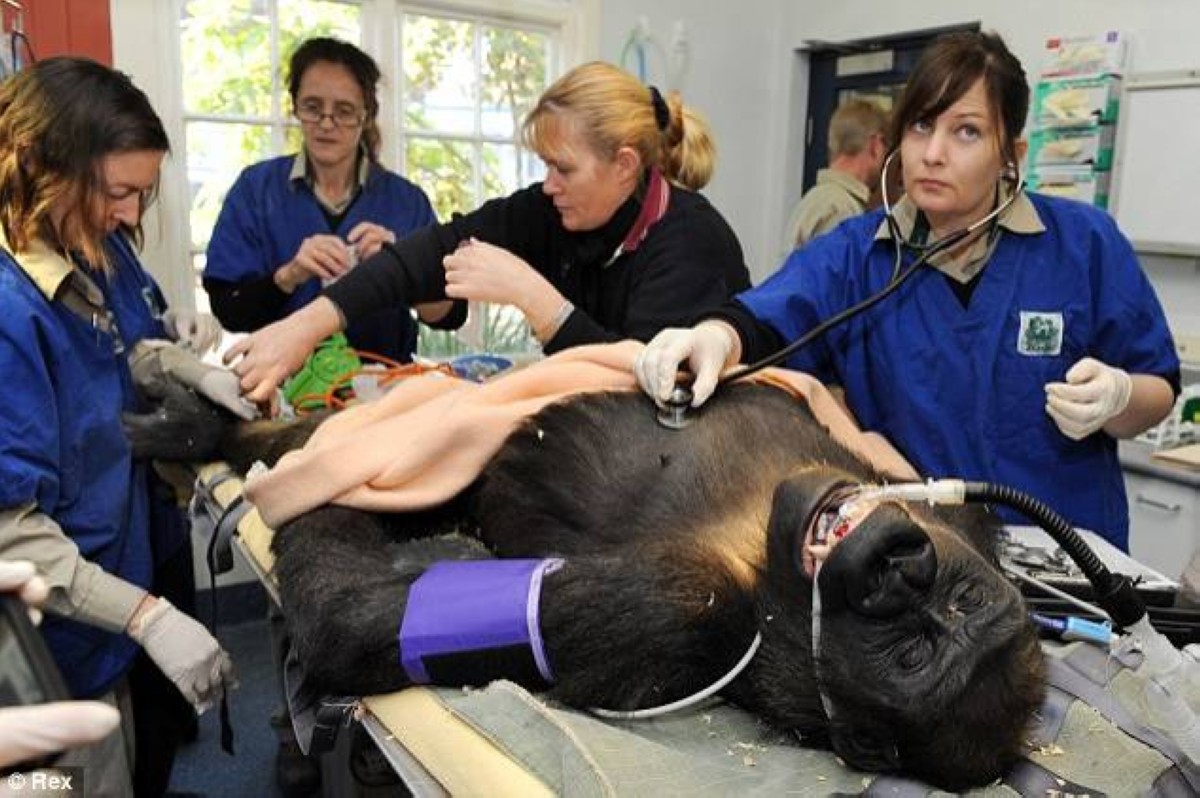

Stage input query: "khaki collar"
[
  {"left": 816, "top": 168, "right": 871, "bottom": 205},
  {"left": 873, "top": 190, "right": 1044, "bottom": 282},
  {"left": 0, "top": 225, "right": 76, "bottom": 301},
  {"left": 291, "top": 148, "right": 370, "bottom": 215},
  {"left": 0, "top": 225, "right": 116, "bottom": 337}
]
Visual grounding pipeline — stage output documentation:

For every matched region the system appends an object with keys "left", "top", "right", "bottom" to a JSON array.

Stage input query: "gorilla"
[{"left": 129, "top": 372, "right": 1046, "bottom": 791}]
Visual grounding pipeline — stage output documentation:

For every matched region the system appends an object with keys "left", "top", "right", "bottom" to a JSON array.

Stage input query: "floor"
[
  {"left": 168, "top": 613, "right": 282, "bottom": 797},
  {"left": 167, "top": 591, "right": 409, "bottom": 798}
]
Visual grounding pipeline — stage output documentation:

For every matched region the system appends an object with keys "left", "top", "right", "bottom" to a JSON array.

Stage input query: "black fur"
[{"left": 171, "top": 381, "right": 1045, "bottom": 790}]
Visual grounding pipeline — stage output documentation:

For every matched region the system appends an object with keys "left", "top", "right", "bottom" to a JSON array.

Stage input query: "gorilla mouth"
[{"left": 801, "top": 484, "right": 886, "bottom": 579}]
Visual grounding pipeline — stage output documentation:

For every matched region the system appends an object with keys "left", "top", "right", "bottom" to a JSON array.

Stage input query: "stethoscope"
[
  {"left": 656, "top": 149, "right": 1026, "bottom": 428},
  {"left": 728, "top": 150, "right": 1025, "bottom": 383}
]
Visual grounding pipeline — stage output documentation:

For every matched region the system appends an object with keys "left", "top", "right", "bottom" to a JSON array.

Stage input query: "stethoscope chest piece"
[{"left": 656, "top": 385, "right": 694, "bottom": 430}]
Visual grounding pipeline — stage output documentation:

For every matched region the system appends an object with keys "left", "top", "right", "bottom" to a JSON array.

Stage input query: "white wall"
[
  {"left": 596, "top": 0, "right": 790, "bottom": 284},
  {"left": 110, "top": 0, "right": 191, "bottom": 311}
]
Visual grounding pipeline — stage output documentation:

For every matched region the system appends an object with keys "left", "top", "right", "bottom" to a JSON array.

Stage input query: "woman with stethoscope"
[{"left": 637, "top": 30, "right": 1180, "bottom": 552}]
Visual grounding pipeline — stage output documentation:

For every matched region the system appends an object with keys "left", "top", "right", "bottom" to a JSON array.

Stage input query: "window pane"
[
  {"left": 180, "top": 0, "right": 361, "bottom": 118},
  {"left": 179, "top": 0, "right": 274, "bottom": 116},
  {"left": 481, "top": 142, "right": 543, "bottom": 200},
  {"left": 186, "top": 121, "right": 272, "bottom": 250},
  {"left": 284, "top": 123, "right": 304, "bottom": 153},
  {"left": 480, "top": 25, "right": 550, "bottom": 138},
  {"left": 418, "top": 304, "right": 535, "bottom": 358},
  {"left": 406, "top": 136, "right": 475, "bottom": 220},
  {"left": 277, "top": 0, "right": 359, "bottom": 42},
  {"left": 402, "top": 14, "right": 476, "bottom": 135}
]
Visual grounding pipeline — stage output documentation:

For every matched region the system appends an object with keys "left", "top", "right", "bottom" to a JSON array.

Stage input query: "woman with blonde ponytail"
[{"left": 227, "top": 61, "right": 750, "bottom": 404}]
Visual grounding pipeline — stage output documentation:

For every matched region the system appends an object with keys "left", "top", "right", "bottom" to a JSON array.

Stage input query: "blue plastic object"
[{"left": 449, "top": 354, "right": 513, "bottom": 383}]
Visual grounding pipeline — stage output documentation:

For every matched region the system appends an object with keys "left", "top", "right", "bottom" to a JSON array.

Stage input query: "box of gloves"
[
  {"left": 1033, "top": 75, "right": 1122, "bottom": 129},
  {"left": 1025, "top": 166, "right": 1111, "bottom": 209},
  {"left": 1028, "top": 124, "right": 1116, "bottom": 170}
]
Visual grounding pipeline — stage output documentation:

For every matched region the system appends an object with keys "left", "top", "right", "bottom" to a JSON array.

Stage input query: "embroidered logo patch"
[{"left": 1017, "top": 312, "right": 1063, "bottom": 356}]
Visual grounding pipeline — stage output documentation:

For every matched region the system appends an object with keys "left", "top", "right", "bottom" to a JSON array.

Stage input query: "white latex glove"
[
  {"left": 634, "top": 322, "right": 736, "bottom": 409},
  {"left": 1045, "top": 357, "right": 1133, "bottom": 440},
  {"left": 198, "top": 369, "right": 260, "bottom": 420},
  {"left": 163, "top": 309, "right": 224, "bottom": 355},
  {"left": 127, "top": 598, "right": 236, "bottom": 713}
]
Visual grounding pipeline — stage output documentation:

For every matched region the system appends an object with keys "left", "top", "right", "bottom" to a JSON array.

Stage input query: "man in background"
[{"left": 784, "top": 99, "right": 888, "bottom": 250}]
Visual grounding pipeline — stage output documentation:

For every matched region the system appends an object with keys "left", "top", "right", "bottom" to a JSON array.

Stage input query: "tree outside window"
[{"left": 400, "top": 12, "right": 552, "bottom": 357}]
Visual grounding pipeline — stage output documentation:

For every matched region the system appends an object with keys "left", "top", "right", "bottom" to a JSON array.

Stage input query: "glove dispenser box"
[
  {"left": 1033, "top": 76, "right": 1122, "bottom": 129},
  {"left": 1026, "top": 167, "right": 1111, "bottom": 209},
  {"left": 1028, "top": 124, "right": 1115, "bottom": 170}
]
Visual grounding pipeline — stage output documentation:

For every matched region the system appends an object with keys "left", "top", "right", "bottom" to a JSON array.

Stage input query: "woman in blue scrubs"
[
  {"left": 0, "top": 58, "right": 234, "bottom": 793},
  {"left": 203, "top": 37, "right": 444, "bottom": 363},
  {"left": 636, "top": 31, "right": 1180, "bottom": 551}
]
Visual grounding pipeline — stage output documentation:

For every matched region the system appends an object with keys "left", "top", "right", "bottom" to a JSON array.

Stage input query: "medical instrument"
[
  {"left": 1029, "top": 612, "right": 1115, "bottom": 647},
  {"left": 713, "top": 150, "right": 1026, "bottom": 392},
  {"left": 590, "top": 631, "right": 762, "bottom": 720},
  {"left": 281, "top": 332, "right": 362, "bottom": 411},
  {"left": 656, "top": 385, "right": 694, "bottom": 429}
]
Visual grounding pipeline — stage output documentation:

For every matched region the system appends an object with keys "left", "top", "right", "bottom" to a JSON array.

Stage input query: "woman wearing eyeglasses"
[{"left": 203, "top": 37, "right": 442, "bottom": 364}]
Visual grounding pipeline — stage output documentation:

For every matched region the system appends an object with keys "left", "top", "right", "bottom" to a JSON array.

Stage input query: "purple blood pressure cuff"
[{"left": 398, "top": 558, "right": 563, "bottom": 687}]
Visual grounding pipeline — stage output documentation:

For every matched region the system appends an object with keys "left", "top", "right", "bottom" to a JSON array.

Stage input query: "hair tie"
[{"left": 648, "top": 86, "right": 670, "bottom": 131}]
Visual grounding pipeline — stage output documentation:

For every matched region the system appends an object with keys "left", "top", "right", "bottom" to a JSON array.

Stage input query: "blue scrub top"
[
  {"left": 204, "top": 155, "right": 436, "bottom": 360},
  {"left": 0, "top": 239, "right": 156, "bottom": 697},
  {"left": 102, "top": 232, "right": 170, "bottom": 356},
  {"left": 99, "top": 233, "right": 191, "bottom": 570},
  {"left": 739, "top": 193, "right": 1180, "bottom": 550}
]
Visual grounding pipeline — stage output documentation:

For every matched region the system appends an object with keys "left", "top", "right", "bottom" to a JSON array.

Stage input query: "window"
[
  {"left": 398, "top": 10, "right": 554, "bottom": 356},
  {"left": 399, "top": 12, "right": 551, "bottom": 220},
  {"left": 173, "top": 0, "right": 588, "bottom": 357}
]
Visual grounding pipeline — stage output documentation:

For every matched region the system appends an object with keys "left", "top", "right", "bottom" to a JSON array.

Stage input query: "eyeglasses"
[{"left": 294, "top": 100, "right": 367, "bottom": 129}]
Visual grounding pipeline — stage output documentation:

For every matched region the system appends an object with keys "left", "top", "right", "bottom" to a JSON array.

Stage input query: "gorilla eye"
[
  {"left": 950, "top": 582, "right": 987, "bottom": 612},
  {"left": 896, "top": 635, "right": 933, "bottom": 671}
]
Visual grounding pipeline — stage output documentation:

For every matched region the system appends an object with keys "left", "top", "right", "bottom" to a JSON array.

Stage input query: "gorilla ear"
[{"left": 828, "top": 718, "right": 902, "bottom": 773}]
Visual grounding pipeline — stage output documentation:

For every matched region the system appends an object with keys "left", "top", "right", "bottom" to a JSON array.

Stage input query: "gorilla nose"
[{"left": 818, "top": 507, "right": 937, "bottom": 618}]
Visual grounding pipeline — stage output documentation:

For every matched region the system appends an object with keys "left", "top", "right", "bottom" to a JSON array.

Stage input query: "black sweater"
[{"left": 323, "top": 180, "right": 750, "bottom": 353}]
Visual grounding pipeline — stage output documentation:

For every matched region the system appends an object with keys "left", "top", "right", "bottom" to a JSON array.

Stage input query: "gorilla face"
[{"left": 786, "top": 475, "right": 1045, "bottom": 790}]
